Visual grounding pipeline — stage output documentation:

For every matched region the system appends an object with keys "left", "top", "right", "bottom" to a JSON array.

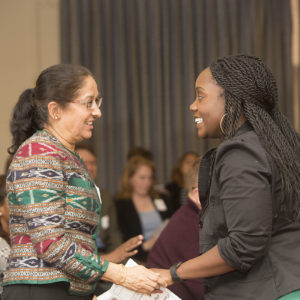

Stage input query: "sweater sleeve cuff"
[{"left": 73, "top": 252, "right": 109, "bottom": 282}]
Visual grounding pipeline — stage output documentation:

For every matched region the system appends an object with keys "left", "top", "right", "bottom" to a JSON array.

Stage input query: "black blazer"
[
  {"left": 199, "top": 122, "right": 300, "bottom": 299},
  {"left": 115, "top": 195, "right": 173, "bottom": 262}
]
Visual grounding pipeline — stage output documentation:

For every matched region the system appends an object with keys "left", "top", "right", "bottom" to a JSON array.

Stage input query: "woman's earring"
[{"left": 220, "top": 114, "right": 227, "bottom": 135}]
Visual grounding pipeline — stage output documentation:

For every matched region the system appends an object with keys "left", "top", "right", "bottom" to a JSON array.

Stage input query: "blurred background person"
[
  {"left": 165, "top": 152, "right": 199, "bottom": 211},
  {"left": 126, "top": 146, "right": 168, "bottom": 196},
  {"left": 126, "top": 146, "right": 153, "bottom": 162},
  {"left": 147, "top": 158, "right": 204, "bottom": 300},
  {"left": 0, "top": 175, "right": 10, "bottom": 299},
  {"left": 115, "top": 156, "right": 173, "bottom": 264},
  {"left": 76, "top": 144, "right": 124, "bottom": 257}
]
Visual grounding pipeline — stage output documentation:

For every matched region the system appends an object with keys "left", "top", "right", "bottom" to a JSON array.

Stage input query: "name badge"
[
  {"left": 154, "top": 198, "right": 167, "bottom": 211},
  {"left": 101, "top": 215, "right": 110, "bottom": 229}
]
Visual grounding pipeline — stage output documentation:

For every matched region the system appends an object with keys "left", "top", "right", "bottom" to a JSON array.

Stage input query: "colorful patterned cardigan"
[{"left": 3, "top": 130, "right": 109, "bottom": 296}]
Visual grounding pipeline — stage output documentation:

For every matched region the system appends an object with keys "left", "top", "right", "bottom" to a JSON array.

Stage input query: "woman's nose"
[
  {"left": 92, "top": 106, "right": 102, "bottom": 118},
  {"left": 190, "top": 100, "right": 197, "bottom": 111}
]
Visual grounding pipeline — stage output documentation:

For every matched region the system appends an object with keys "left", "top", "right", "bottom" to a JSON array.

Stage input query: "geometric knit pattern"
[{"left": 3, "top": 130, "right": 109, "bottom": 296}]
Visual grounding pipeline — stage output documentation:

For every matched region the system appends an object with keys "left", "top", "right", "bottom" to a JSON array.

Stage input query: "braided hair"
[{"left": 210, "top": 54, "right": 300, "bottom": 221}]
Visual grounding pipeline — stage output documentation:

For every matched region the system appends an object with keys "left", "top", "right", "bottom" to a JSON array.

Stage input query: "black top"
[
  {"left": 115, "top": 195, "right": 173, "bottom": 262},
  {"left": 199, "top": 122, "right": 300, "bottom": 299},
  {"left": 165, "top": 181, "right": 182, "bottom": 212}
]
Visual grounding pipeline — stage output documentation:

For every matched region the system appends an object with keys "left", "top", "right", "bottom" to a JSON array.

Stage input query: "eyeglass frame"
[{"left": 72, "top": 96, "right": 102, "bottom": 110}]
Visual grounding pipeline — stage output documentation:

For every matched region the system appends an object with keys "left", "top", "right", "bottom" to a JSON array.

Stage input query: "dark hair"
[
  {"left": 0, "top": 175, "right": 9, "bottom": 244},
  {"left": 170, "top": 152, "right": 199, "bottom": 187},
  {"left": 210, "top": 54, "right": 300, "bottom": 220},
  {"left": 117, "top": 156, "right": 158, "bottom": 199},
  {"left": 76, "top": 143, "right": 96, "bottom": 157},
  {"left": 126, "top": 146, "right": 153, "bottom": 161},
  {"left": 9, "top": 64, "right": 93, "bottom": 154}
]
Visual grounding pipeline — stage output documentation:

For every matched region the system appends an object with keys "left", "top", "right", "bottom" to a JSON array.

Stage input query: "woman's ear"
[
  {"left": 48, "top": 101, "right": 61, "bottom": 120},
  {"left": 192, "top": 187, "right": 202, "bottom": 210}
]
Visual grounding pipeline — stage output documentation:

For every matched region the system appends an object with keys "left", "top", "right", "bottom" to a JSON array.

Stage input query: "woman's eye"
[
  {"left": 197, "top": 95, "right": 204, "bottom": 100},
  {"left": 86, "top": 100, "right": 93, "bottom": 108}
]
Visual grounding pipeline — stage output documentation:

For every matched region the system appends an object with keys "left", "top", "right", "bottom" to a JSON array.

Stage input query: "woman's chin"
[{"left": 81, "top": 132, "right": 93, "bottom": 141}]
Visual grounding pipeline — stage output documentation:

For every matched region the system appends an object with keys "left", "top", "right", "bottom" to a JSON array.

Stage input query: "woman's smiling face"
[
  {"left": 190, "top": 67, "right": 225, "bottom": 139},
  {"left": 56, "top": 75, "right": 101, "bottom": 145}
]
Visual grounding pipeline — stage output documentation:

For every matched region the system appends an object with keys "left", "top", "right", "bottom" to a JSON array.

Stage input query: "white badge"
[
  {"left": 154, "top": 198, "right": 167, "bottom": 211},
  {"left": 95, "top": 185, "right": 102, "bottom": 204},
  {"left": 101, "top": 215, "right": 110, "bottom": 229}
]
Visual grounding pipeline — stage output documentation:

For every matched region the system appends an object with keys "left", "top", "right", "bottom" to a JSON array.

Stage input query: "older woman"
[
  {"left": 115, "top": 156, "right": 173, "bottom": 263},
  {"left": 3, "top": 64, "right": 165, "bottom": 300},
  {"left": 154, "top": 54, "right": 300, "bottom": 300}
]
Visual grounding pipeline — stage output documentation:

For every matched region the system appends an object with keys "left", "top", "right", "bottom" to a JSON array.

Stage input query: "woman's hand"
[
  {"left": 122, "top": 265, "right": 167, "bottom": 295},
  {"left": 102, "top": 235, "right": 144, "bottom": 263},
  {"left": 150, "top": 268, "right": 173, "bottom": 286},
  {"left": 102, "top": 263, "right": 167, "bottom": 295}
]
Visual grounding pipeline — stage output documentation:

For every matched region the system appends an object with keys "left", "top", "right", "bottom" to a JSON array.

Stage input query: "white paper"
[{"left": 98, "top": 259, "right": 181, "bottom": 300}]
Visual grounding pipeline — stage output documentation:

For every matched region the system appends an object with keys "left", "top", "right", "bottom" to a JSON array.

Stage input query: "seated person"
[
  {"left": 147, "top": 158, "right": 204, "bottom": 300},
  {"left": 76, "top": 144, "right": 125, "bottom": 258},
  {"left": 165, "top": 152, "right": 199, "bottom": 211},
  {"left": 126, "top": 146, "right": 153, "bottom": 161},
  {"left": 115, "top": 156, "right": 173, "bottom": 263}
]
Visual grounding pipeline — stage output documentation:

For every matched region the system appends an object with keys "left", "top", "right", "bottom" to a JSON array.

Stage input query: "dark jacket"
[
  {"left": 115, "top": 195, "right": 172, "bottom": 262},
  {"left": 165, "top": 181, "right": 182, "bottom": 212},
  {"left": 199, "top": 122, "right": 300, "bottom": 299},
  {"left": 147, "top": 198, "right": 204, "bottom": 300}
]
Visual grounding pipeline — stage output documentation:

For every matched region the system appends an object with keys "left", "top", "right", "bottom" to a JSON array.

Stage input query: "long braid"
[
  {"left": 271, "top": 109, "right": 300, "bottom": 152},
  {"left": 210, "top": 54, "right": 300, "bottom": 221},
  {"left": 221, "top": 94, "right": 242, "bottom": 138}
]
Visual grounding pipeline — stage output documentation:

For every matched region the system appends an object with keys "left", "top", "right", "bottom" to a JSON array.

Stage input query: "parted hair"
[
  {"left": 9, "top": 64, "right": 93, "bottom": 155},
  {"left": 210, "top": 54, "right": 300, "bottom": 221},
  {"left": 116, "top": 156, "right": 159, "bottom": 199}
]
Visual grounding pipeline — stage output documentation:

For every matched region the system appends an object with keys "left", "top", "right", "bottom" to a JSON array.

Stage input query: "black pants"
[{"left": 2, "top": 282, "right": 93, "bottom": 300}]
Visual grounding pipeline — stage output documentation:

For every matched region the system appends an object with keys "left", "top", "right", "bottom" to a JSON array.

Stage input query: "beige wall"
[{"left": 0, "top": 0, "right": 60, "bottom": 172}]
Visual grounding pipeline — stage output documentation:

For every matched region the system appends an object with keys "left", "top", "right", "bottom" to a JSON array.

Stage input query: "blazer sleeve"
[
  {"left": 115, "top": 199, "right": 142, "bottom": 241},
  {"left": 215, "top": 139, "right": 273, "bottom": 273}
]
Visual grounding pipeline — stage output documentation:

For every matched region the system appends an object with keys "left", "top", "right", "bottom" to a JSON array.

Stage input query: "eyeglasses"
[{"left": 72, "top": 97, "right": 102, "bottom": 110}]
